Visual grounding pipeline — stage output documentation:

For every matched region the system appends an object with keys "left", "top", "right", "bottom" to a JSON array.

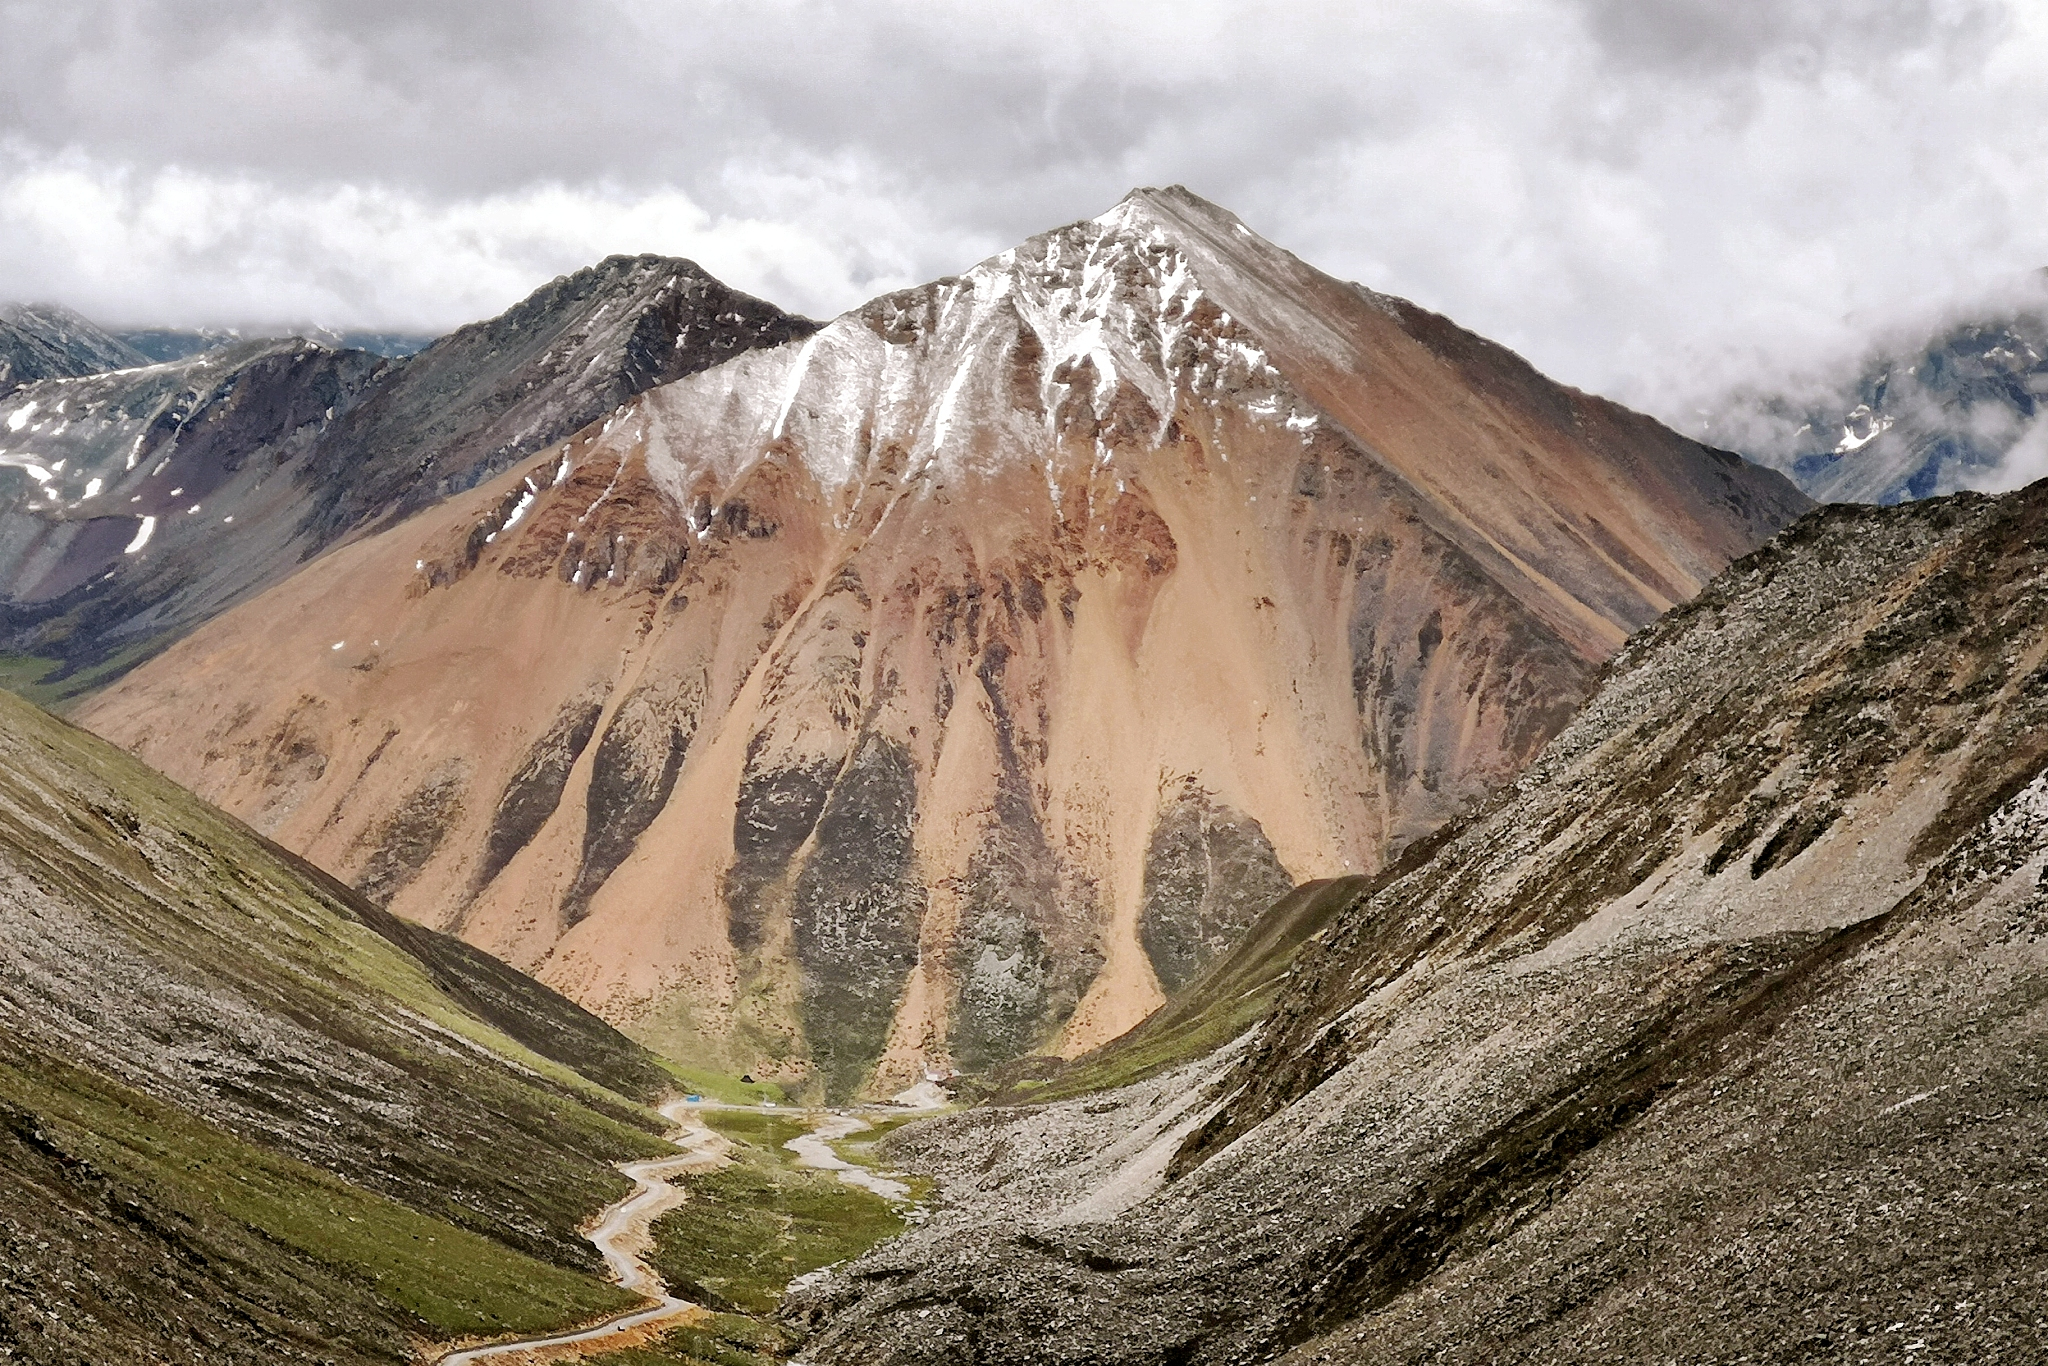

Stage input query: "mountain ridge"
[
  {"left": 79, "top": 187, "right": 1807, "bottom": 1100},
  {"left": 0, "top": 254, "right": 814, "bottom": 701}
]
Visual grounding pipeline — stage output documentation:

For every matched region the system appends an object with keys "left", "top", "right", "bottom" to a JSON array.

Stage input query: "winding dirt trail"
[{"left": 434, "top": 1102, "right": 725, "bottom": 1365}]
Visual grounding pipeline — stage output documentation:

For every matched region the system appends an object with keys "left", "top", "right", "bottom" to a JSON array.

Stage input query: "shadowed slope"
[{"left": 0, "top": 685, "right": 689, "bottom": 1365}]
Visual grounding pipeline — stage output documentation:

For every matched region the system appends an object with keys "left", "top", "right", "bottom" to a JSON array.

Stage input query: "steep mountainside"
[
  {"left": 0, "top": 339, "right": 392, "bottom": 696},
  {"left": 81, "top": 187, "right": 1808, "bottom": 1101},
  {"left": 0, "top": 303, "right": 148, "bottom": 394},
  {"left": 1726, "top": 308, "right": 2048, "bottom": 503},
  {"left": 0, "top": 683, "right": 686, "bottom": 1365},
  {"left": 0, "top": 256, "right": 811, "bottom": 700},
  {"left": 789, "top": 483, "right": 2048, "bottom": 1365}
]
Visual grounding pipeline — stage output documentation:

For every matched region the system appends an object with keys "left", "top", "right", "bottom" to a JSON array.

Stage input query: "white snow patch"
[
  {"left": 331, "top": 641, "right": 345, "bottom": 651},
  {"left": 501, "top": 486, "right": 537, "bottom": 532},
  {"left": 770, "top": 333, "right": 822, "bottom": 440},
  {"left": 122, "top": 516, "right": 156, "bottom": 554},
  {"left": 5, "top": 403, "right": 35, "bottom": 432},
  {"left": 82, "top": 477, "right": 102, "bottom": 498}
]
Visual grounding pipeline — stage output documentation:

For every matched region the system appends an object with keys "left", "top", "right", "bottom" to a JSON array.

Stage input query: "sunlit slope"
[{"left": 0, "top": 685, "right": 684, "bottom": 1365}]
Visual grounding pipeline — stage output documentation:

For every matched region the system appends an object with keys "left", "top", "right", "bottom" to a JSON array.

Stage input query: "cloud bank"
[{"left": 4, "top": 0, "right": 2047, "bottom": 438}]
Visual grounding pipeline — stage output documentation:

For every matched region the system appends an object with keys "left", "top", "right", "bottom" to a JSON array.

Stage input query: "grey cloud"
[{"left": 1, "top": 0, "right": 2045, "bottom": 441}]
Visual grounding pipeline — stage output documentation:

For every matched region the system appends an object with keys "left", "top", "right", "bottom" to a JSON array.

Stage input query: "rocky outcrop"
[
  {"left": 785, "top": 481, "right": 2048, "bottom": 1364},
  {"left": 80, "top": 187, "right": 1808, "bottom": 1100}
]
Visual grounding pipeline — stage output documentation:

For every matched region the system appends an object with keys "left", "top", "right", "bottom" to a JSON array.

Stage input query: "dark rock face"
[
  {"left": 563, "top": 680, "right": 697, "bottom": 924},
  {"left": 0, "top": 303, "right": 146, "bottom": 394},
  {"left": 725, "top": 749, "right": 840, "bottom": 955},
  {"left": 1139, "top": 784, "right": 1294, "bottom": 994},
  {"left": 791, "top": 734, "right": 927, "bottom": 1101},
  {"left": 474, "top": 691, "right": 610, "bottom": 895},
  {"left": 352, "top": 760, "right": 468, "bottom": 905},
  {"left": 786, "top": 484, "right": 2048, "bottom": 1365}
]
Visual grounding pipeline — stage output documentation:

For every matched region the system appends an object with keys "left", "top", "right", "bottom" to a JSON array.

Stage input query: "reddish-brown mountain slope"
[{"left": 80, "top": 188, "right": 1808, "bottom": 1099}]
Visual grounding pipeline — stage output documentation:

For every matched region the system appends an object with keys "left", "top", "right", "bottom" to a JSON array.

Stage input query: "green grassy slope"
[{"left": 0, "top": 687, "right": 688, "bottom": 1364}]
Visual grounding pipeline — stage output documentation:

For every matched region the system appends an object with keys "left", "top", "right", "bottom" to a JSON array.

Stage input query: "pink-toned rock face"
[{"left": 79, "top": 188, "right": 1808, "bottom": 1100}]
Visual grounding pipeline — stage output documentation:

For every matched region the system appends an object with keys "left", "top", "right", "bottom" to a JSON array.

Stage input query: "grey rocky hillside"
[
  {"left": 0, "top": 683, "right": 683, "bottom": 1364},
  {"left": 0, "top": 256, "right": 814, "bottom": 701},
  {"left": 787, "top": 481, "right": 2048, "bottom": 1365},
  {"left": 0, "top": 303, "right": 148, "bottom": 395}
]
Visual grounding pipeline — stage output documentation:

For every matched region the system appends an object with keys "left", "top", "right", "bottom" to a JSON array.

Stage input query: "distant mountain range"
[
  {"left": 1710, "top": 305, "right": 2048, "bottom": 503},
  {"left": 117, "top": 326, "right": 442, "bottom": 363},
  {"left": 0, "top": 303, "right": 149, "bottom": 392}
]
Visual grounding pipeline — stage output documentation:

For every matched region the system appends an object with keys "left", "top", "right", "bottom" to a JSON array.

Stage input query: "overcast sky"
[{"left": 5, "top": 0, "right": 2047, "bottom": 432}]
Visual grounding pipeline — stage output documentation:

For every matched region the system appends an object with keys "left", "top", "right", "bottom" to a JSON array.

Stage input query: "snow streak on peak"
[{"left": 624, "top": 189, "right": 1336, "bottom": 525}]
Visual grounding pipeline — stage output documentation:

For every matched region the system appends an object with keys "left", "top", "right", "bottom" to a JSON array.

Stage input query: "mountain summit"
[
  {"left": 0, "top": 256, "right": 811, "bottom": 700},
  {"left": 81, "top": 188, "right": 1808, "bottom": 1098}
]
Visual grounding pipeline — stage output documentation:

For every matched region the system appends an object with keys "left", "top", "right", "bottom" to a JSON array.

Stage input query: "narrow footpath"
[{"left": 434, "top": 1102, "right": 724, "bottom": 1365}]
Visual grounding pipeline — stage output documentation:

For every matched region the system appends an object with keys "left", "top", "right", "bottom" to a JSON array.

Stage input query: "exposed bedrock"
[
  {"left": 791, "top": 734, "right": 927, "bottom": 1101},
  {"left": 1139, "top": 782, "right": 1295, "bottom": 995},
  {"left": 473, "top": 690, "right": 609, "bottom": 896},
  {"left": 562, "top": 680, "right": 697, "bottom": 925}
]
